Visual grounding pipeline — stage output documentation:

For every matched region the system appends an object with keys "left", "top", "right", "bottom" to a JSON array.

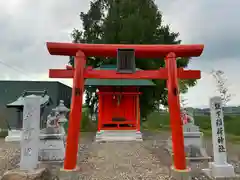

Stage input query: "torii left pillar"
[{"left": 64, "top": 51, "right": 86, "bottom": 170}]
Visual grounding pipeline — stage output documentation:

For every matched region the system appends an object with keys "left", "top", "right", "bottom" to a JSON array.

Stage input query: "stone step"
[{"left": 96, "top": 130, "right": 143, "bottom": 142}]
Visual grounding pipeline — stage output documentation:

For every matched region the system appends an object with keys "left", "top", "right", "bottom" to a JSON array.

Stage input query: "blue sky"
[{"left": 0, "top": 0, "right": 239, "bottom": 108}]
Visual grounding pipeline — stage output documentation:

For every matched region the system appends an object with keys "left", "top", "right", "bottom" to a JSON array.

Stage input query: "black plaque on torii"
[{"left": 117, "top": 48, "right": 136, "bottom": 73}]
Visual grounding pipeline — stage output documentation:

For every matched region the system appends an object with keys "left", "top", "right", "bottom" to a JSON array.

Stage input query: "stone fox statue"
[{"left": 181, "top": 110, "right": 194, "bottom": 124}]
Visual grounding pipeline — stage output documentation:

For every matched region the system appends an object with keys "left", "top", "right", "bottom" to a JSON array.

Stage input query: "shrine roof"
[{"left": 85, "top": 65, "right": 155, "bottom": 86}]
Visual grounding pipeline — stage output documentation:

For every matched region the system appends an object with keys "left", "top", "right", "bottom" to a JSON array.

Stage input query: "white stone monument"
[
  {"left": 20, "top": 95, "right": 41, "bottom": 171},
  {"left": 202, "top": 96, "right": 237, "bottom": 179}
]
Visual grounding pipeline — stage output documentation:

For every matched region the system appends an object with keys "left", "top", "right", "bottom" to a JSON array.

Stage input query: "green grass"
[
  {"left": 143, "top": 112, "right": 240, "bottom": 143},
  {"left": 64, "top": 108, "right": 97, "bottom": 133},
  {"left": 0, "top": 130, "right": 8, "bottom": 138}
]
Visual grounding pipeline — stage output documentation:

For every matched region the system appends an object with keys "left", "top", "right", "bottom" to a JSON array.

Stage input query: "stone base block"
[
  {"left": 202, "top": 162, "right": 239, "bottom": 179},
  {"left": 5, "top": 136, "right": 21, "bottom": 142},
  {"left": 170, "top": 166, "right": 191, "bottom": 180},
  {"left": 96, "top": 130, "right": 143, "bottom": 142},
  {"left": 5, "top": 130, "right": 21, "bottom": 142},
  {"left": 58, "top": 167, "right": 81, "bottom": 180},
  {"left": 39, "top": 139, "right": 65, "bottom": 162}
]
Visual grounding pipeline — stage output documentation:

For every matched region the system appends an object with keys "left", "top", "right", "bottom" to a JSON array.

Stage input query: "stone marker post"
[
  {"left": 202, "top": 96, "right": 236, "bottom": 179},
  {"left": 210, "top": 96, "right": 227, "bottom": 165},
  {"left": 20, "top": 95, "right": 41, "bottom": 171}
]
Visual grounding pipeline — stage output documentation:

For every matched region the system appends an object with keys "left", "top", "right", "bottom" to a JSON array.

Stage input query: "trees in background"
[{"left": 69, "top": 0, "right": 198, "bottom": 118}]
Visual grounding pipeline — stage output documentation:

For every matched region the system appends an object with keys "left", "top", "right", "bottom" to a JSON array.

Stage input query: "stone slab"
[{"left": 96, "top": 130, "right": 143, "bottom": 142}]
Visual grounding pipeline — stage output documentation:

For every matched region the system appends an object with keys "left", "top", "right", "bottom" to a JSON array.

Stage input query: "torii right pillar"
[{"left": 166, "top": 52, "right": 191, "bottom": 180}]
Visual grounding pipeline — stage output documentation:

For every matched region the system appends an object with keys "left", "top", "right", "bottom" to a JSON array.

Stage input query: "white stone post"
[
  {"left": 20, "top": 95, "right": 41, "bottom": 171},
  {"left": 202, "top": 96, "right": 236, "bottom": 179},
  {"left": 210, "top": 96, "right": 227, "bottom": 164}
]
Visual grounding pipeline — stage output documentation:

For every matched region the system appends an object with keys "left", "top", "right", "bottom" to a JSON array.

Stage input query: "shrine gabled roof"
[{"left": 85, "top": 65, "right": 155, "bottom": 86}]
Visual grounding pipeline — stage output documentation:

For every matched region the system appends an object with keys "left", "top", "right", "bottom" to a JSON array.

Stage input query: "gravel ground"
[
  {"left": 0, "top": 140, "right": 20, "bottom": 175},
  {"left": 0, "top": 131, "right": 239, "bottom": 179}
]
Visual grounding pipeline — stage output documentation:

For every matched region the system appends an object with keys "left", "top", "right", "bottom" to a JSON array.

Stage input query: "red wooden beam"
[
  {"left": 49, "top": 68, "right": 201, "bottom": 79},
  {"left": 46, "top": 42, "right": 204, "bottom": 58},
  {"left": 97, "top": 92, "right": 142, "bottom": 95}
]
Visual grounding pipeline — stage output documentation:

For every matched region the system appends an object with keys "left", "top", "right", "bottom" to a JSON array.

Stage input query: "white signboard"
[
  {"left": 20, "top": 95, "right": 41, "bottom": 170},
  {"left": 210, "top": 96, "right": 227, "bottom": 165}
]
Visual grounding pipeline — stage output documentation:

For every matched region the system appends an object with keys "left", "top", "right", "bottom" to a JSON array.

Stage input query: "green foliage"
[
  {"left": 64, "top": 107, "right": 97, "bottom": 132},
  {"left": 70, "top": 0, "right": 198, "bottom": 118},
  {"left": 0, "top": 129, "right": 8, "bottom": 138},
  {"left": 144, "top": 112, "right": 240, "bottom": 137}
]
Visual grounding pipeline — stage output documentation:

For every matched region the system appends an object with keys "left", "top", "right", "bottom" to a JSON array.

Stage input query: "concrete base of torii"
[
  {"left": 169, "top": 166, "right": 191, "bottom": 180},
  {"left": 95, "top": 130, "right": 143, "bottom": 142}
]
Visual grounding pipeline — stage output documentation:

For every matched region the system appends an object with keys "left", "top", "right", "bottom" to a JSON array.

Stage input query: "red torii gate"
[{"left": 46, "top": 42, "right": 204, "bottom": 171}]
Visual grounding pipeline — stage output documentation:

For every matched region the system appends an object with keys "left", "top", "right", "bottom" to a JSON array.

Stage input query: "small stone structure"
[
  {"left": 166, "top": 111, "right": 210, "bottom": 161},
  {"left": 5, "top": 90, "right": 51, "bottom": 142},
  {"left": 39, "top": 100, "right": 69, "bottom": 162},
  {"left": 4, "top": 91, "right": 69, "bottom": 166},
  {"left": 202, "top": 96, "right": 238, "bottom": 179}
]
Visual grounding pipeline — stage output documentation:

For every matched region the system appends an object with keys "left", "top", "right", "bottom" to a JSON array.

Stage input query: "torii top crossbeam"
[{"left": 46, "top": 42, "right": 204, "bottom": 58}]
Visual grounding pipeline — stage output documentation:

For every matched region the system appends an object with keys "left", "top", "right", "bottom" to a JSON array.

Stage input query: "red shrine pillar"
[
  {"left": 136, "top": 95, "right": 141, "bottom": 131},
  {"left": 64, "top": 51, "right": 86, "bottom": 170},
  {"left": 98, "top": 94, "right": 102, "bottom": 132},
  {"left": 165, "top": 52, "right": 186, "bottom": 170}
]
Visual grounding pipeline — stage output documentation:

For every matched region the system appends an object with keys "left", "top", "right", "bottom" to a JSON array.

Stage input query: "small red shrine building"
[{"left": 85, "top": 65, "right": 155, "bottom": 132}]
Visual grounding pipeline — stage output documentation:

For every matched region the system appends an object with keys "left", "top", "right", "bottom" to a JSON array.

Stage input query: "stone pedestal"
[
  {"left": 96, "top": 130, "right": 143, "bottom": 142},
  {"left": 39, "top": 128, "right": 65, "bottom": 162},
  {"left": 166, "top": 123, "right": 210, "bottom": 161},
  {"left": 202, "top": 162, "right": 238, "bottom": 179},
  {"left": 39, "top": 139, "right": 65, "bottom": 162},
  {"left": 5, "top": 130, "right": 21, "bottom": 142}
]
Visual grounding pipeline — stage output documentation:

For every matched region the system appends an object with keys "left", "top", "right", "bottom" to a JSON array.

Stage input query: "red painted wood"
[
  {"left": 136, "top": 95, "right": 141, "bottom": 131},
  {"left": 64, "top": 51, "right": 85, "bottom": 170},
  {"left": 46, "top": 42, "right": 204, "bottom": 58},
  {"left": 101, "top": 126, "right": 136, "bottom": 130},
  {"left": 98, "top": 87, "right": 138, "bottom": 130},
  {"left": 102, "top": 121, "right": 136, "bottom": 125},
  {"left": 47, "top": 41, "right": 204, "bottom": 171},
  {"left": 166, "top": 52, "right": 186, "bottom": 170},
  {"left": 98, "top": 92, "right": 141, "bottom": 95},
  {"left": 98, "top": 94, "right": 102, "bottom": 132},
  {"left": 49, "top": 68, "right": 201, "bottom": 79}
]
